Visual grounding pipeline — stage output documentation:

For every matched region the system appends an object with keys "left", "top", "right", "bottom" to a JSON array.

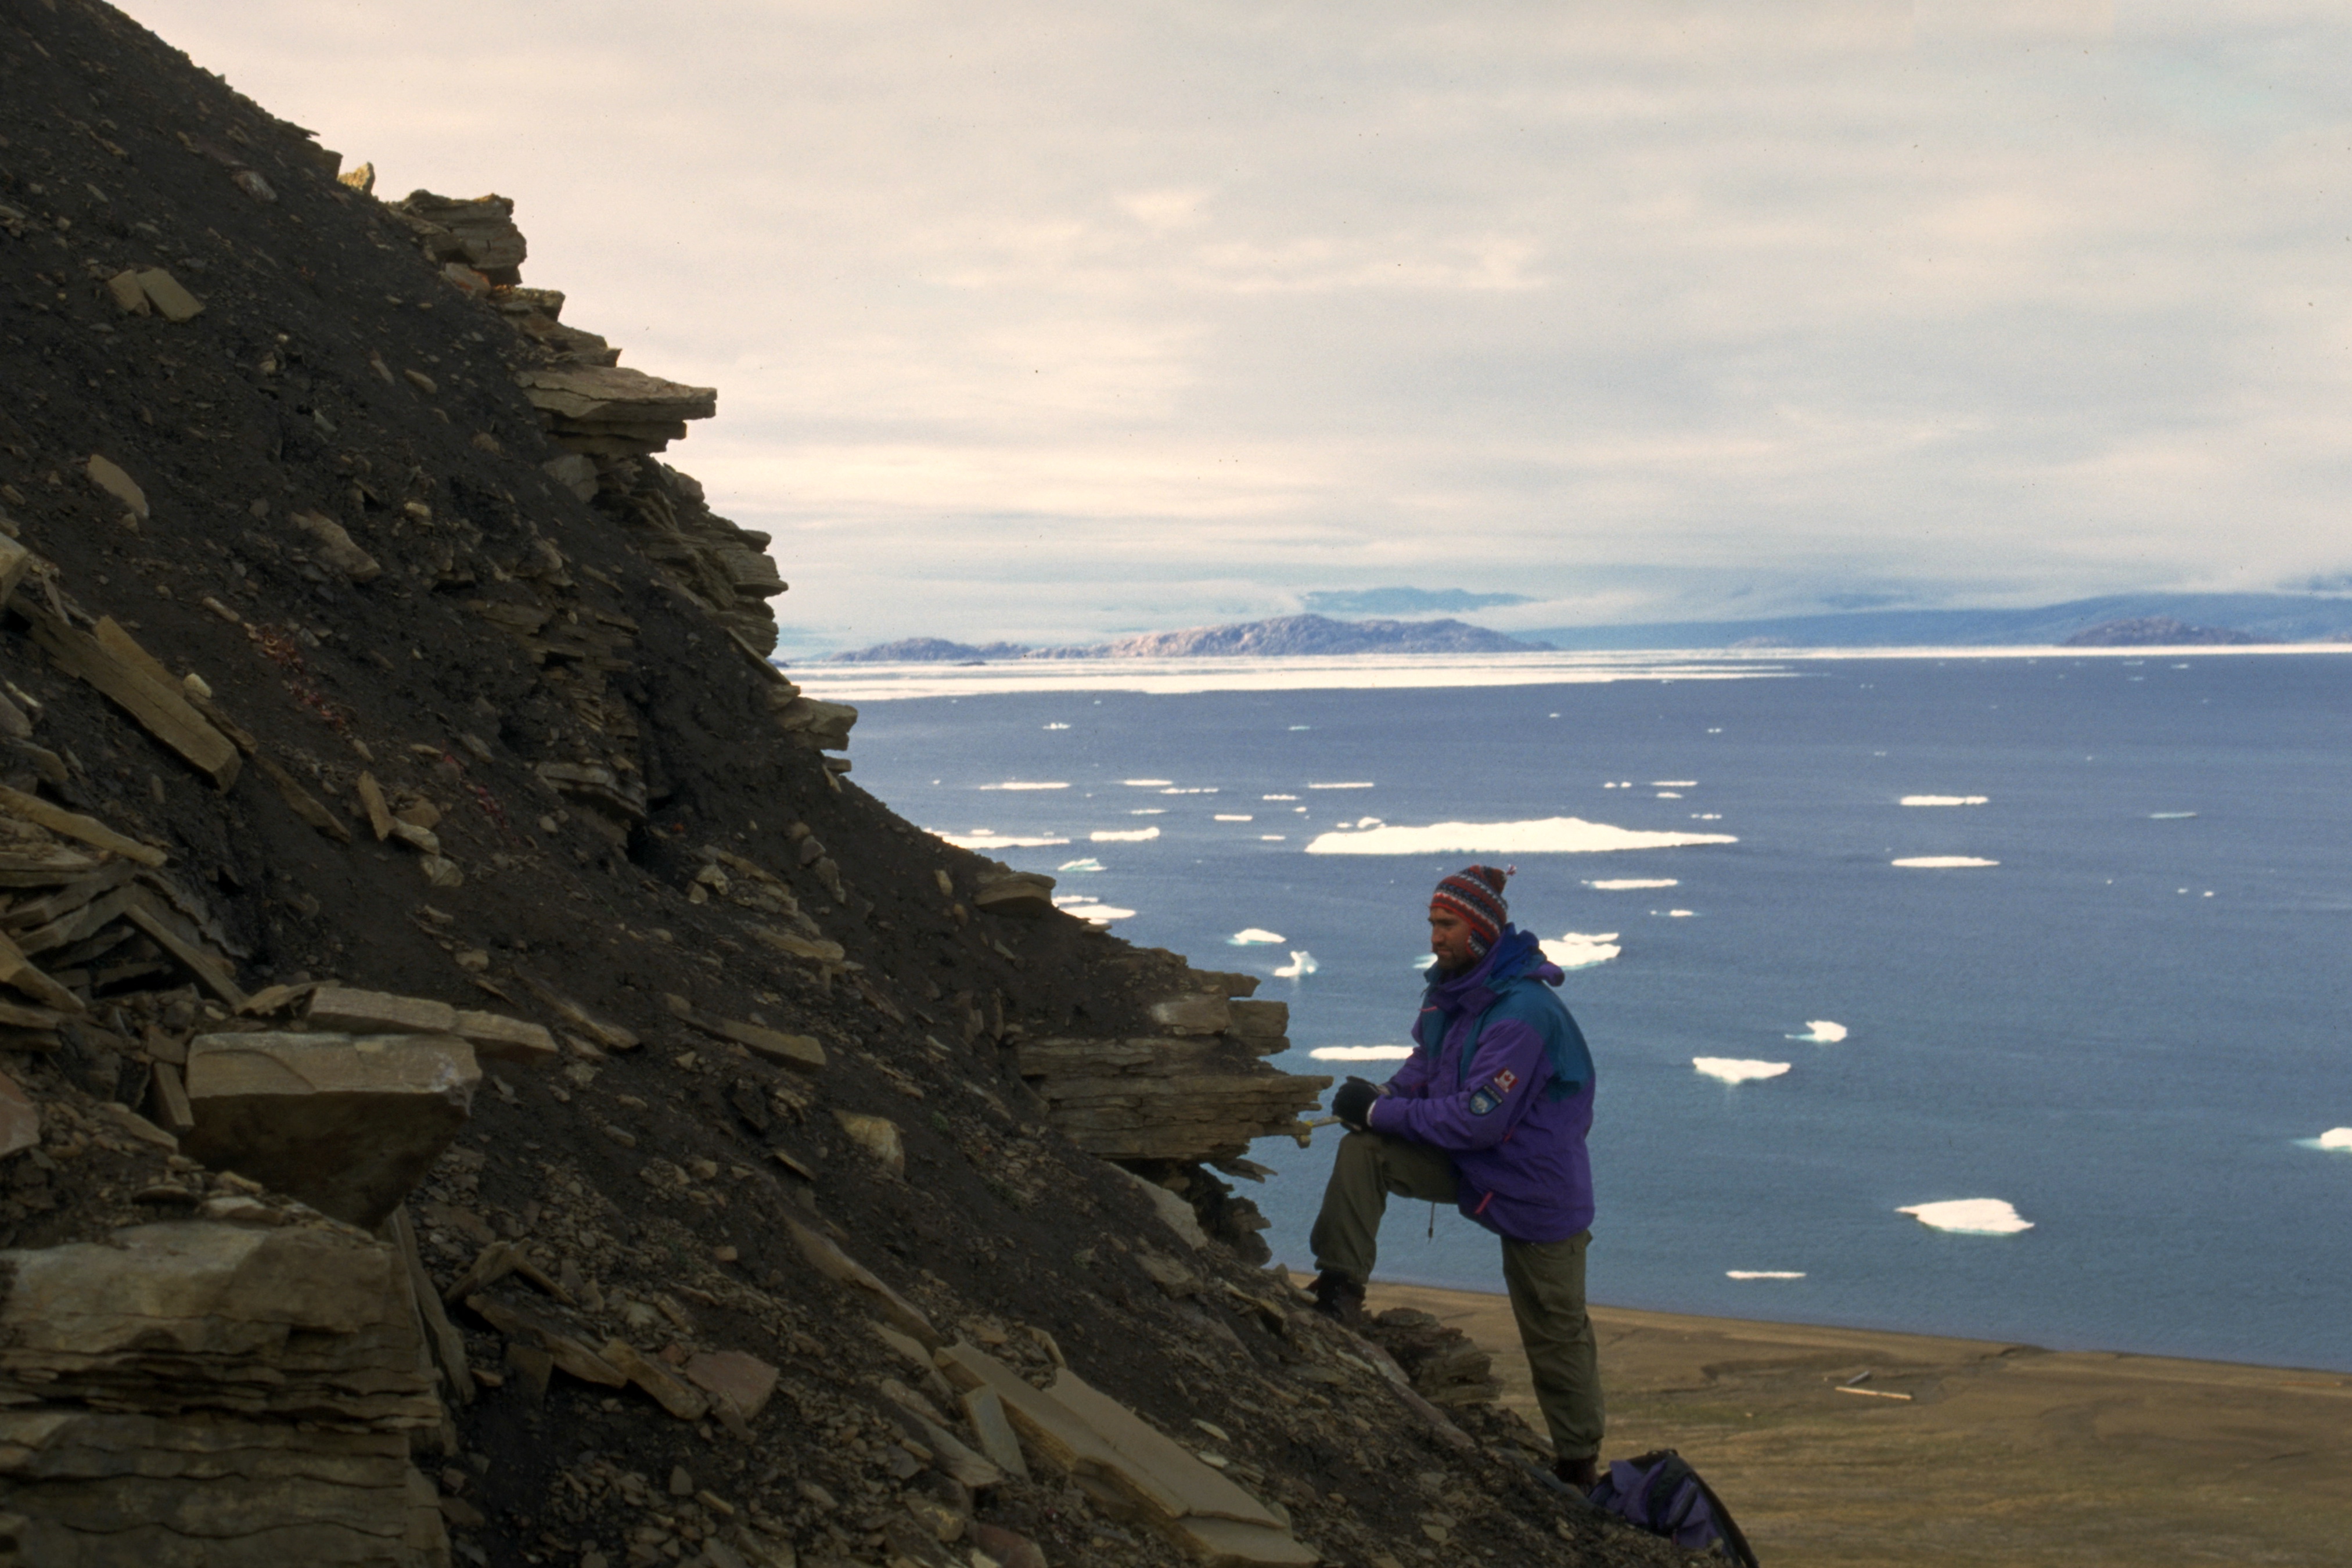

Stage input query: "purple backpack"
[{"left": 1585, "top": 1449, "right": 1760, "bottom": 1566}]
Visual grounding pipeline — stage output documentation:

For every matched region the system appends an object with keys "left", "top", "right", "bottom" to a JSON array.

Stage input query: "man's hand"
[{"left": 1332, "top": 1077, "right": 1380, "bottom": 1133}]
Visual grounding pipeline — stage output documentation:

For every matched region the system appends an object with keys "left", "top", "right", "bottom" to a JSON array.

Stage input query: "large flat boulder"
[
  {"left": 0, "top": 1221, "right": 439, "bottom": 1429},
  {"left": 1148, "top": 994, "right": 1231, "bottom": 1035},
  {"left": 935, "top": 1343, "right": 1312, "bottom": 1565},
  {"left": 182, "top": 1032, "right": 480, "bottom": 1228},
  {"left": 515, "top": 365, "right": 717, "bottom": 425},
  {"left": 391, "top": 189, "right": 526, "bottom": 280},
  {"left": 0, "top": 1220, "right": 445, "bottom": 1565},
  {"left": 305, "top": 986, "right": 455, "bottom": 1035},
  {"left": 1014, "top": 1034, "right": 1329, "bottom": 1161},
  {"left": 0, "top": 1410, "right": 446, "bottom": 1567},
  {"left": 1043, "top": 1366, "right": 1284, "bottom": 1528},
  {"left": 1227, "top": 999, "right": 1289, "bottom": 1042},
  {"left": 972, "top": 871, "right": 1055, "bottom": 919},
  {"left": 303, "top": 987, "right": 555, "bottom": 1067}
]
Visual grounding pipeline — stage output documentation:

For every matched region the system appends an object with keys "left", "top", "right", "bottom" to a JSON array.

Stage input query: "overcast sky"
[{"left": 126, "top": 1, "right": 2352, "bottom": 652}]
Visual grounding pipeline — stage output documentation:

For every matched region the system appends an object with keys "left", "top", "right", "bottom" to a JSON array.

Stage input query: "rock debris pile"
[{"left": 0, "top": 5, "right": 1688, "bottom": 1567}]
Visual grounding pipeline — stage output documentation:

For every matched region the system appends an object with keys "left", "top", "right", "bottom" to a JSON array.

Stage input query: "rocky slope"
[{"left": 0, "top": 6, "right": 1686, "bottom": 1567}]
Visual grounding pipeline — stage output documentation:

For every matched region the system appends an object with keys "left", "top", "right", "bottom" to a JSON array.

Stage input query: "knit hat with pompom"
[{"left": 1430, "top": 864, "right": 1512, "bottom": 956}]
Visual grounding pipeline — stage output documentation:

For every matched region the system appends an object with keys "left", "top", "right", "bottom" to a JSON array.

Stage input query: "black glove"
[{"left": 1332, "top": 1077, "right": 1379, "bottom": 1134}]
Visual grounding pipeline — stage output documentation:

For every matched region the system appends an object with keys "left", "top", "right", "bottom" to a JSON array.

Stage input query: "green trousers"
[{"left": 1308, "top": 1130, "right": 1603, "bottom": 1462}]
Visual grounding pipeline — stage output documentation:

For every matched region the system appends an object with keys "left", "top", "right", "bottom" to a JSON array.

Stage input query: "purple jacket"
[{"left": 1366, "top": 927, "right": 1596, "bottom": 1243}]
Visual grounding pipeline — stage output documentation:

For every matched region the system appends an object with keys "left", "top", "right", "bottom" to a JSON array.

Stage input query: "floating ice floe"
[
  {"left": 1587, "top": 878, "right": 1678, "bottom": 891},
  {"left": 1656, "top": 909, "right": 1695, "bottom": 918},
  {"left": 1263, "top": 794, "right": 1299, "bottom": 801},
  {"left": 1128, "top": 808, "right": 1165, "bottom": 815},
  {"left": 1160, "top": 786, "right": 1217, "bottom": 794},
  {"left": 1057, "top": 857, "right": 1106, "bottom": 873},
  {"left": 1540, "top": 933, "right": 1621, "bottom": 969},
  {"left": 1091, "top": 827, "right": 1160, "bottom": 843},
  {"left": 1122, "top": 779, "right": 1174, "bottom": 787},
  {"left": 1899, "top": 1199, "right": 2033, "bottom": 1235},
  {"left": 1214, "top": 814, "right": 1254, "bottom": 822},
  {"left": 1787, "top": 1021, "right": 1847, "bottom": 1044},
  {"left": 1414, "top": 954, "right": 1437, "bottom": 971},
  {"left": 1228, "top": 928, "right": 1285, "bottom": 946},
  {"left": 1901, "top": 795, "right": 1988, "bottom": 807},
  {"left": 1652, "top": 781, "right": 1698, "bottom": 789},
  {"left": 1260, "top": 834, "right": 1287, "bottom": 841},
  {"left": 1352, "top": 817, "right": 1384, "bottom": 830},
  {"left": 1656, "top": 792, "right": 1683, "bottom": 800},
  {"left": 1891, "top": 857, "right": 1998, "bottom": 868},
  {"left": 1306, "top": 817, "right": 1737, "bottom": 857},
  {"left": 2315, "top": 1128, "right": 2352, "bottom": 1152},
  {"left": 1274, "top": 950, "right": 1319, "bottom": 978},
  {"left": 1042, "top": 722, "right": 1070, "bottom": 730},
  {"left": 1289, "top": 725, "right": 1312, "bottom": 731},
  {"left": 980, "top": 781, "right": 1070, "bottom": 792},
  {"left": 2149, "top": 812, "right": 2199, "bottom": 820},
  {"left": 1725, "top": 1271, "right": 1806, "bottom": 1281},
  {"left": 1693, "top": 1059, "right": 1790, "bottom": 1084},
  {"left": 1051, "top": 897, "right": 1135, "bottom": 925},
  {"left": 1308, "top": 782, "right": 1375, "bottom": 790},
  {"left": 935, "top": 830, "right": 1071, "bottom": 850},
  {"left": 1310, "top": 1045, "right": 1414, "bottom": 1062}
]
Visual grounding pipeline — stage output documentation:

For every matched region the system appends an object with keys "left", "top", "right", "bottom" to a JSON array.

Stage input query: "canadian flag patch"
[{"left": 1491, "top": 1068, "right": 1519, "bottom": 1095}]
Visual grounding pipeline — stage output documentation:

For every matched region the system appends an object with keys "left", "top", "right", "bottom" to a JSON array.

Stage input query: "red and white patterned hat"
[{"left": 1430, "top": 864, "right": 1512, "bottom": 952}]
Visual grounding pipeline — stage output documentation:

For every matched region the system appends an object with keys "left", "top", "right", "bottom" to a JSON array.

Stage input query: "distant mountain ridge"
[
  {"left": 1525, "top": 592, "right": 2352, "bottom": 649},
  {"left": 825, "top": 636, "right": 1035, "bottom": 664},
  {"left": 2061, "top": 616, "right": 2270, "bottom": 647},
  {"left": 818, "top": 591, "right": 2352, "bottom": 663},
  {"left": 1037, "top": 613, "right": 1550, "bottom": 657},
  {"left": 824, "top": 613, "right": 1552, "bottom": 662}
]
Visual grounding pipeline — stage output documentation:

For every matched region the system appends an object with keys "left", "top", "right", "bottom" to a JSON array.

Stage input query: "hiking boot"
[
  {"left": 1308, "top": 1271, "right": 1366, "bottom": 1323},
  {"left": 1553, "top": 1454, "right": 1599, "bottom": 1493}
]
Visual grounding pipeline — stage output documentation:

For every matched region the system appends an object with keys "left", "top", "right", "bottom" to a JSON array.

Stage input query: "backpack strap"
[{"left": 1684, "top": 1469, "right": 1761, "bottom": 1568}]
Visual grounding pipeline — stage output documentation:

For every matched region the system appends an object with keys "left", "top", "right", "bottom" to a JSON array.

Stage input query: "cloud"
[
  {"left": 1117, "top": 187, "right": 1215, "bottom": 232},
  {"left": 118, "top": 0, "right": 2352, "bottom": 648}
]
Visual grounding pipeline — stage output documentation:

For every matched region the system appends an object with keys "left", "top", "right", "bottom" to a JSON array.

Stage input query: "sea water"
[{"left": 801, "top": 651, "right": 2352, "bottom": 1371}]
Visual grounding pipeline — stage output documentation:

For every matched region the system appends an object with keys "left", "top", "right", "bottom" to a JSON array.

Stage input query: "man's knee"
[
  {"left": 1315, "top": 1132, "right": 1391, "bottom": 1230},
  {"left": 1324, "top": 1129, "right": 1387, "bottom": 1195},
  {"left": 1505, "top": 1236, "right": 1592, "bottom": 1333}
]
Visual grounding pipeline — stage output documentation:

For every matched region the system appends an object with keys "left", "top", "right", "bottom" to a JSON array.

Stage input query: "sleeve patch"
[
  {"left": 1468, "top": 1086, "right": 1502, "bottom": 1116},
  {"left": 1491, "top": 1067, "right": 1519, "bottom": 1095}
]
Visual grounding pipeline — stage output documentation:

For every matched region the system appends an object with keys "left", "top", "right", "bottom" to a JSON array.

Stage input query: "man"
[{"left": 1306, "top": 864, "right": 1604, "bottom": 1488}]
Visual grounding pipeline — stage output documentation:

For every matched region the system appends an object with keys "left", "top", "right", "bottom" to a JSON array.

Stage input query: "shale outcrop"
[{"left": 0, "top": 6, "right": 1683, "bottom": 1567}]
